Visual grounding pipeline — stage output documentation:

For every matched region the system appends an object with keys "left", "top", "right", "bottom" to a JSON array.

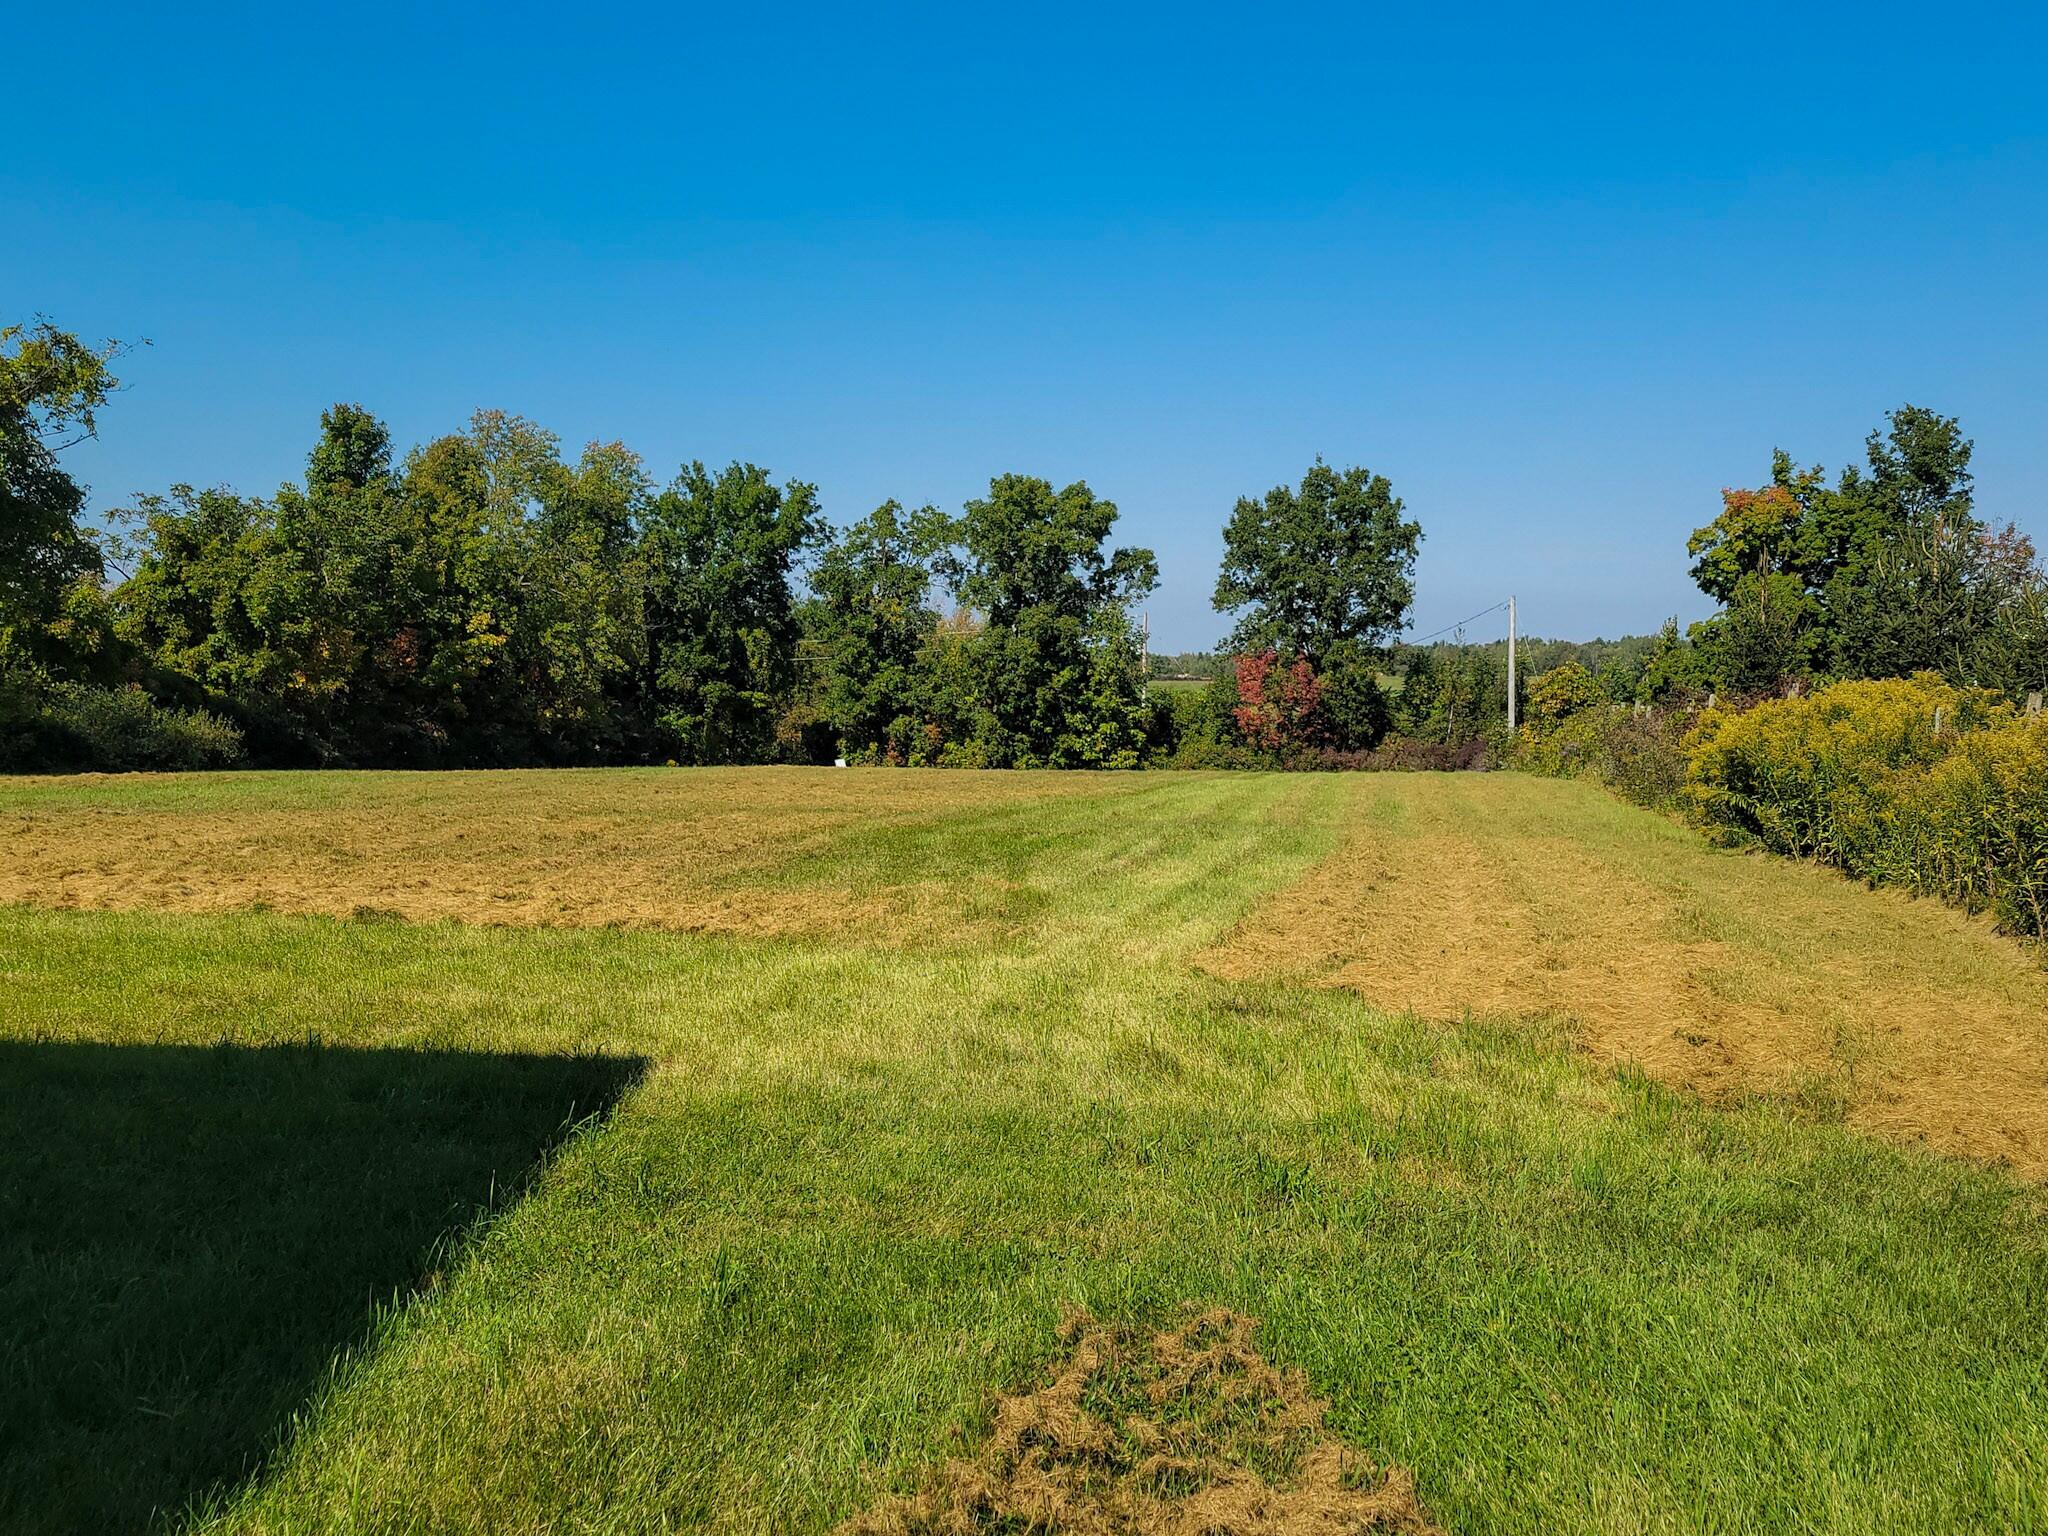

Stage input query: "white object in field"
[{"left": 834, "top": 757, "right": 847, "bottom": 768}]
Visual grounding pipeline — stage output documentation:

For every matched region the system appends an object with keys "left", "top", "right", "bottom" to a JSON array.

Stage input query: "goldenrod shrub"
[
  {"left": 1685, "top": 673, "right": 2047, "bottom": 939},
  {"left": 1918, "top": 716, "right": 2048, "bottom": 939}
]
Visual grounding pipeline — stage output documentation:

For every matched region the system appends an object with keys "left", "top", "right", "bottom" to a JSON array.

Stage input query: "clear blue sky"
[{"left": 10, "top": 2, "right": 2046, "bottom": 651}]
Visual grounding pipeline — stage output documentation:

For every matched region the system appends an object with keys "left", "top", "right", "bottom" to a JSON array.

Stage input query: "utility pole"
[
  {"left": 1142, "top": 609, "right": 1151, "bottom": 686},
  {"left": 1506, "top": 595, "right": 1517, "bottom": 731}
]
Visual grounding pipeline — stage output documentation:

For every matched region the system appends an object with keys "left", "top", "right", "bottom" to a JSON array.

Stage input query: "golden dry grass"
[
  {"left": 1204, "top": 773, "right": 2048, "bottom": 1177},
  {"left": 0, "top": 767, "right": 1143, "bottom": 939},
  {"left": 837, "top": 1309, "right": 1440, "bottom": 1536}
]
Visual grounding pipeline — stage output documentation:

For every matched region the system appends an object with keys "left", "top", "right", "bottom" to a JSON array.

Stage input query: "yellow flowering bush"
[
  {"left": 1684, "top": 674, "right": 2046, "bottom": 938},
  {"left": 1917, "top": 715, "right": 2048, "bottom": 938}
]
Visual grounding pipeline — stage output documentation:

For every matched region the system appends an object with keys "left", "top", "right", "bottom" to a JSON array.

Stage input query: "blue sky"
[{"left": 10, "top": 2, "right": 2046, "bottom": 650}]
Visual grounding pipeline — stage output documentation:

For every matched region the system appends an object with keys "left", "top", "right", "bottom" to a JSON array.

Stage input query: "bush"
[
  {"left": 1918, "top": 717, "right": 2048, "bottom": 938},
  {"left": 1597, "top": 711, "right": 1692, "bottom": 809},
  {"left": 1684, "top": 673, "right": 2045, "bottom": 939},
  {"left": 1683, "top": 674, "right": 2007, "bottom": 868},
  {"left": 1511, "top": 662, "right": 1692, "bottom": 811},
  {"left": 3, "top": 683, "right": 246, "bottom": 772},
  {"left": 1356, "top": 733, "right": 1492, "bottom": 772}
]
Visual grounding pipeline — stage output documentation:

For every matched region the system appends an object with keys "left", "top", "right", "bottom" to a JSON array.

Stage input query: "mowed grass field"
[{"left": 4, "top": 768, "right": 2047, "bottom": 1533}]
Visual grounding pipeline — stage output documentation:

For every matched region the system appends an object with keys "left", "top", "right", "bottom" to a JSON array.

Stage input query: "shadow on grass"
[{"left": 0, "top": 1040, "right": 646, "bottom": 1534}]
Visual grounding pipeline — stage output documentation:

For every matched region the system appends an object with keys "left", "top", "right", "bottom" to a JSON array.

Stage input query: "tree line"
[
  {"left": 7, "top": 317, "right": 2038, "bottom": 774},
  {"left": 2, "top": 320, "right": 1420, "bottom": 771},
  {"left": 1333, "top": 405, "right": 2046, "bottom": 753}
]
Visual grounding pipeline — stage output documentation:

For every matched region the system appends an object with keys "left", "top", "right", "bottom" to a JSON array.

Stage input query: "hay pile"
[{"left": 839, "top": 1309, "right": 1442, "bottom": 1535}]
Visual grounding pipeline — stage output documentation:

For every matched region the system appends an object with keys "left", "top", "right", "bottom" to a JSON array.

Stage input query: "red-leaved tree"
[{"left": 1234, "top": 649, "right": 1326, "bottom": 751}]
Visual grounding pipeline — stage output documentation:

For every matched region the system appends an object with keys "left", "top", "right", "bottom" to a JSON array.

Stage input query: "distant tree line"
[
  {"left": 2, "top": 320, "right": 1422, "bottom": 771},
  {"left": 1146, "top": 651, "right": 1227, "bottom": 681},
  {"left": 9, "top": 317, "right": 2036, "bottom": 774},
  {"left": 1395, "top": 405, "right": 2046, "bottom": 756}
]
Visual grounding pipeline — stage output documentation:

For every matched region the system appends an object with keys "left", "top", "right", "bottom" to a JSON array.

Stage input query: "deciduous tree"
[{"left": 929, "top": 474, "right": 1157, "bottom": 767}]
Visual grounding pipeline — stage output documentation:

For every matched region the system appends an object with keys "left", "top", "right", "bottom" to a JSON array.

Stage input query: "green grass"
[{"left": 3, "top": 769, "right": 2045, "bottom": 1533}]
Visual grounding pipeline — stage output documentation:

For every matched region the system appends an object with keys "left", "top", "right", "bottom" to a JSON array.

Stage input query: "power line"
[{"left": 1404, "top": 599, "right": 1510, "bottom": 647}]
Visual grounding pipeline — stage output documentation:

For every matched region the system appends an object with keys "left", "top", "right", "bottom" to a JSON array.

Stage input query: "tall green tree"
[
  {"left": 1213, "top": 460, "right": 1418, "bottom": 748},
  {"left": 1214, "top": 461, "right": 1421, "bottom": 664},
  {"left": 931, "top": 474, "right": 1157, "bottom": 768},
  {"left": 1682, "top": 408, "right": 2004, "bottom": 694},
  {"left": 1813, "top": 407, "right": 1979, "bottom": 680},
  {"left": 452, "top": 411, "right": 649, "bottom": 761},
  {"left": 1683, "top": 485, "right": 1817, "bottom": 692},
  {"left": 641, "top": 461, "right": 819, "bottom": 763},
  {"left": 805, "top": 500, "right": 942, "bottom": 762},
  {"left": 112, "top": 484, "right": 315, "bottom": 744},
  {"left": 306, "top": 402, "right": 392, "bottom": 493},
  {"left": 0, "top": 321, "right": 122, "bottom": 676}
]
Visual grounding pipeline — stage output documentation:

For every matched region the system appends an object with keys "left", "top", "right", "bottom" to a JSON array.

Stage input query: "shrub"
[
  {"left": 1684, "top": 673, "right": 2045, "bottom": 939},
  {"left": 1683, "top": 674, "right": 2008, "bottom": 868},
  {"left": 1512, "top": 660, "right": 1691, "bottom": 811},
  {"left": 1914, "top": 716, "right": 2048, "bottom": 938},
  {"left": 1360, "top": 733, "right": 1492, "bottom": 772},
  {"left": 1596, "top": 710, "right": 1692, "bottom": 809},
  {"left": 1525, "top": 660, "right": 1606, "bottom": 725},
  {"left": 3, "top": 683, "right": 247, "bottom": 772}
]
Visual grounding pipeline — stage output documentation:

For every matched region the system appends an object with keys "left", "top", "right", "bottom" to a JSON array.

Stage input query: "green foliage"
[
  {"left": 1635, "top": 617, "right": 1714, "bottom": 704},
  {"left": 305, "top": 402, "right": 391, "bottom": 493},
  {"left": 1145, "top": 649, "right": 1225, "bottom": 681},
  {"left": 802, "top": 501, "right": 942, "bottom": 763},
  {"left": 1161, "top": 673, "right": 1267, "bottom": 768},
  {"left": 1392, "top": 641, "right": 1511, "bottom": 746},
  {"left": 0, "top": 320, "right": 122, "bottom": 676},
  {"left": 1157, "top": 645, "right": 1395, "bottom": 768},
  {"left": 1511, "top": 683, "right": 1692, "bottom": 811},
  {"left": 1682, "top": 407, "right": 2044, "bottom": 698},
  {"left": 0, "top": 681, "right": 244, "bottom": 772},
  {"left": 1318, "top": 640, "right": 1393, "bottom": 750},
  {"left": 1689, "top": 569, "right": 1815, "bottom": 694},
  {"left": 926, "top": 474, "right": 1158, "bottom": 768},
  {"left": 1687, "top": 483, "right": 1806, "bottom": 607},
  {"left": 642, "top": 461, "right": 819, "bottom": 764},
  {"left": 1685, "top": 674, "right": 2047, "bottom": 938},
  {"left": 1214, "top": 459, "right": 1420, "bottom": 666},
  {"left": 108, "top": 412, "right": 658, "bottom": 765},
  {"left": 1525, "top": 660, "right": 1604, "bottom": 724}
]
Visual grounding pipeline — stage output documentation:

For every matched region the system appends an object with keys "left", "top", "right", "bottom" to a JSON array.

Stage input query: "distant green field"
[{"left": 3, "top": 769, "right": 2045, "bottom": 1534}]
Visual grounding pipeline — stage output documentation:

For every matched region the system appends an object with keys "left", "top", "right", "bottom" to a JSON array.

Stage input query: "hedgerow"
[{"left": 1513, "top": 669, "right": 2047, "bottom": 942}]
